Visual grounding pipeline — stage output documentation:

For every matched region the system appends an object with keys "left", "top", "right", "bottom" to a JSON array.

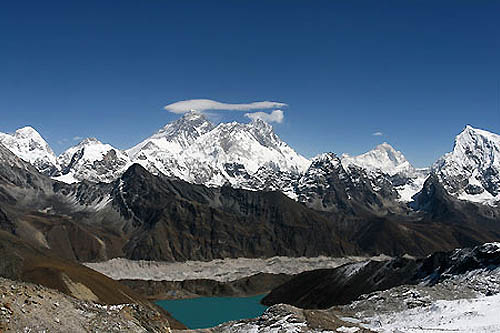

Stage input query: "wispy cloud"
[
  {"left": 372, "top": 131, "right": 384, "bottom": 136},
  {"left": 73, "top": 136, "right": 83, "bottom": 141},
  {"left": 245, "top": 110, "right": 284, "bottom": 124},
  {"left": 164, "top": 99, "right": 287, "bottom": 114},
  {"left": 57, "top": 138, "right": 70, "bottom": 145}
]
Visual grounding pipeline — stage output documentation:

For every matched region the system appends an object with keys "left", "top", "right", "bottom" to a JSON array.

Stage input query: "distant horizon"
[
  {"left": 0, "top": 111, "right": 490, "bottom": 168},
  {"left": 2, "top": 1, "right": 499, "bottom": 168}
]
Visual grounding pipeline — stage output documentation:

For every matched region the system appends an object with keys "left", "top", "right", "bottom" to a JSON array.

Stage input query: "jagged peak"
[
  {"left": 172, "top": 110, "right": 211, "bottom": 124},
  {"left": 208, "top": 120, "right": 276, "bottom": 141},
  {"left": 5, "top": 126, "right": 51, "bottom": 149},
  {"left": 341, "top": 142, "right": 411, "bottom": 176},
  {"left": 312, "top": 152, "right": 338, "bottom": 162},
  {"left": 180, "top": 109, "right": 206, "bottom": 121},
  {"left": 0, "top": 126, "right": 58, "bottom": 174},
  {"left": 249, "top": 117, "right": 273, "bottom": 128},
  {"left": 455, "top": 125, "right": 500, "bottom": 146},
  {"left": 375, "top": 142, "right": 397, "bottom": 153},
  {"left": 15, "top": 126, "right": 41, "bottom": 136},
  {"left": 431, "top": 125, "right": 500, "bottom": 204},
  {"left": 447, "top": 125, "right": 500, "bottom": 164},
  {"left": 121, "top": 163, "right": 151, "bottom": 179},
  {"left": 77, "top": 137, "right": 102, "bottom": 146},
  {"left": 308, "top": 152, "right": 341, "bottom": 169},
  {"left": 154, "top": 111, "right": 214, "bottom": 140},
  {"left": 59, "top": 137, "right": 123, "bottom": 162}
]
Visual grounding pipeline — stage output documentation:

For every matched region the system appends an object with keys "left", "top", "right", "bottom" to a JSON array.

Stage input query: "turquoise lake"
[{"left": 156, "top": 294, "right": 268, "bottom": 329}]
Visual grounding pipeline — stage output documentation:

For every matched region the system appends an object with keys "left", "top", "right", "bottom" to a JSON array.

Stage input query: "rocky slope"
[
  {"left": 262, "top": 242, "right": 500, "bottom": 309},
  {"left": 0, "top": 228, "right": 186, "bottom": 328},
  {"left": 0, "top": 277, "right": 172, "bottom": 333},
  {"left": 337, "top": 244, "right": 500, "bottom": 332}
]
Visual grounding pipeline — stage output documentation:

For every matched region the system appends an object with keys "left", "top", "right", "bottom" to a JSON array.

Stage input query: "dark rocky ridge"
[
  {"left": 114, "top": 164, "right": 356, "bottom": 261},
  {"left": 121, "top": 273, "right": 293, "bottom": 300},
  {"left": 262, "top": 242, "right": 500, "bottom": 309}
]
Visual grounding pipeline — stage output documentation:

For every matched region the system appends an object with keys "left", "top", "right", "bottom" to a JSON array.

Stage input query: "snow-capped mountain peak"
[
  {"left": 0, "top": 126, "right": 58, "bottom": 175},
  {"left": 125, "top": 114, "right": 310, "bottom": 188},
  {"left": 55, "top": 137, "right": 131, "bottom": 184},
  {"left": 341, "top": 143, "right": 429, "bottom": 203},
  {"left": 432, "top": 125, "right": 500, "bottom": 204},
  {"left": 451, "top": 125, "right": 500, "bottom": 169},
  {"left": 183, "top": 119, "right": 310, "bottom": 179},
  {"left": 127, "top": 110, "right": 214, "bottom": 159},
  {"left": 341, "top": 142, "right": 412, "bottom": 176},
  {"left": 15, "top": 126, "right": 42, "bottom": 137},
  {"left": 157, "top": 110, "right": 214, "bottom": 144}
]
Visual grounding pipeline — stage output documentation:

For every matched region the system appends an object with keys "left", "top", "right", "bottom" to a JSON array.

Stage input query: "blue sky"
[{"left": 1, "top": 1, "right": 499, "bottom": 167}]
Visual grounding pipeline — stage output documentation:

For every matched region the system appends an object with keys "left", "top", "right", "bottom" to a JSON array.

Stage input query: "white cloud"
[
  {"left": 164, "top": 99, "right": 287, "bottom": 114},
  {"left": 73, "top": 136, "right": 83, "bottom": 141},
  {"left": 57, "top": 138, "right": 69, "bottom": 145},
  {"left": 372, "top": 131, "right": 384, "bottom": 136},
  {"left": 245, "top": 110, "right": 284, "bottom": 124}
]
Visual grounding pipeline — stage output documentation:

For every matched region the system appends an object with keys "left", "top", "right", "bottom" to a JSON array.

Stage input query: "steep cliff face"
[{"left": 432, "top": 125, "right": 500, "bottom": 205}]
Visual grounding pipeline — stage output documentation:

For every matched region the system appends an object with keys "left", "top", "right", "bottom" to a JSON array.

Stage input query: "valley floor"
[{"left": 84, "top": 255, "right": 390, "bottom": 283}]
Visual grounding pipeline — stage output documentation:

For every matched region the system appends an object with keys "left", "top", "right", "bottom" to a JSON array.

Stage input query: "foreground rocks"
[
  {"left": 0, "top": 277, "right": 171, "bottom": 333},
  {"left": 177, "top": 304, "right": 374, "bottom": 333}
]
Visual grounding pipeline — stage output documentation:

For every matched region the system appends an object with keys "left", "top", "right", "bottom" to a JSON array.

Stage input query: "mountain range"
[
  {"left": 0, "top": 114, "right": 499, "bottom": 265},
  {"left": 1, "top": 112, "right": 499, "bottom": 209}
]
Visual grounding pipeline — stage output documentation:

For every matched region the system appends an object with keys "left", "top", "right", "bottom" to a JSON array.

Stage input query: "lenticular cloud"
[{"left": 164, "top": 99, "right": 287, "bottom": 114}]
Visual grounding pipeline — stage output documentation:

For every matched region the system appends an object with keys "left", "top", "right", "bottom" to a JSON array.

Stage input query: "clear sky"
[{"left": 1, "top": 1, "right": 499, "bottom": 167}]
